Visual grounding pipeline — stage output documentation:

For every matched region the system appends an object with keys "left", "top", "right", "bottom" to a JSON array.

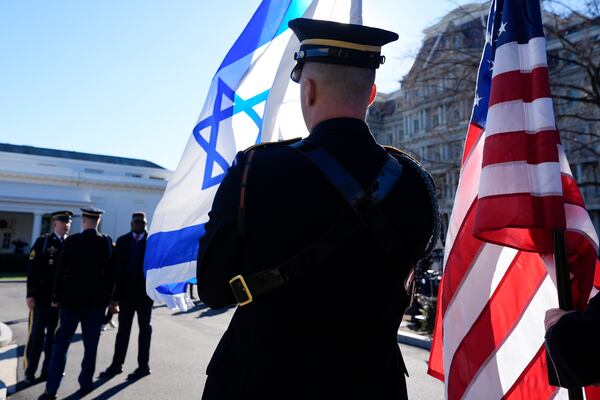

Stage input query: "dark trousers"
[
  {"left": 45, "top": 307, "right": 105, "bottom": 395},
  {"left": 24, "top": 304, "right": 59, "bottom": 379},
  {"left": 111, "top": 299, "right": 153, "bottom": 369}
]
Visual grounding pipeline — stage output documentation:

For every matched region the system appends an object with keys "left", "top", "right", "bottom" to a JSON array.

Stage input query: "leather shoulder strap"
[
  {"left": 228, "top": 140, "right": 411, "bottom": 307},
  {"left": 42, "top": 234, "right": 50, "bottom": 255},
  {"left": 290, "top": 139, "right": 403, "bottom": 214}
]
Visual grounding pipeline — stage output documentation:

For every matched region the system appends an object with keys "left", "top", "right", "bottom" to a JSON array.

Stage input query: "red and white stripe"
[{"left": 428, "top": 34, "right": 600, "bottom": 400}]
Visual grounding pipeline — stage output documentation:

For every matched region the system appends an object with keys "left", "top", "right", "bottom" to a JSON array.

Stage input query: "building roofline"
[
  {"left": 423, "top": 2, "right": 488, "bottom": 39},
  {"left": 0, "top": 143, "right": 166, "bottom": 170}
]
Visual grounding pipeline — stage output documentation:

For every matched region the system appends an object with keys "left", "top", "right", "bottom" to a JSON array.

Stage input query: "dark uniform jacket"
[
  {"left": 546, "top": 291, "right": 600, "bottom": 388},
  {"left": 27, "top": 233, "right": 64, "bottom": 304},
  {"left": 197, "top": 118, "right": 436, "bottom": 400},
  {"left": 53, "top": 228, "right": 115, "bottom": 310},
  {"left": 112, "top": 232, "right": 152, "bottom": 304}
]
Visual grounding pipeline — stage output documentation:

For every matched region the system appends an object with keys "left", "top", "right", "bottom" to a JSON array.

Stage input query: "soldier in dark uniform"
[
  {"left": 545, "top": 291, "right": 600, "bottom": 388},
  {"left": 100, "top": 212, "right": 153, "bottom": 380},
  {"left": 24, "top": 210, "right": 73, "bottom": 385},
  {"left": 39, "top": 208, "right": 116, "bottom": 400},
  {"left": 197, "top": 18, "right": 439, "bottom": 400}
]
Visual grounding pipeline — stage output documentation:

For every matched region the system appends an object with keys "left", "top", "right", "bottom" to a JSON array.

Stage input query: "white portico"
[{"left": 0, "top": 143, "right": 172, "bottom": 253}]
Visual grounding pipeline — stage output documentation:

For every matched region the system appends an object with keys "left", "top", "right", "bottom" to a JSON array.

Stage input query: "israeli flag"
[{"left": 145, "top": 0, "right": 361, "bottom": 311}]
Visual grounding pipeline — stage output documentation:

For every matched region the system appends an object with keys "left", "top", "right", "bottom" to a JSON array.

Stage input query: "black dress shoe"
[
  {"left": 23, "top": 375, "right": 36, "bottom": 386},
  {"left": 38, "top": 392, "right": 57, "bottom": 400},
  {"left": 127, "top": 367, "right": 151, "bottom": 380},
  {"left": 99, "top": 365, "right": 123, "bottom": 378}
]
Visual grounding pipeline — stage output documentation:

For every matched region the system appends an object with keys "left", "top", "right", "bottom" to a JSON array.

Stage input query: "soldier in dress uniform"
[
  {"left": 39, "top": 208, "right": 116, "bottom": 400},
  {"left": 545, "top": 291, "right": 600, "bottom": 388},
  {"left": 197, "top": 18, "right": 439, "bottom": 400},
  {"left": 24, "top": 210, "right": 73, "bottom": 385}
]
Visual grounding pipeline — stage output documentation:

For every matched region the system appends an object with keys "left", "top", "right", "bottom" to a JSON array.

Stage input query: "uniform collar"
[
  {"left": 308, "top": 118, "right": 375, "bottom": 143},
  {"left": 132, "top": 231, "right": 146, "bottom": 242},
  {"left": 53, "top": 231, "right": 65, "bottom": 241}
]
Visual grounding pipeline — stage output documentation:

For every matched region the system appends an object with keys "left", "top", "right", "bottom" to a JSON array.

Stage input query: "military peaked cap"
[
  {"left": 288, "top": 18, "right": 399, "bottom": 82},
  {"left": 51, "top": 210, "right": 74, "bottom": 222},
  {"left": 132, "top": 211, "right": 147, "bottom": 220},
  {"left": 80, "top": 207, "right": 104, "bottom": 218}
]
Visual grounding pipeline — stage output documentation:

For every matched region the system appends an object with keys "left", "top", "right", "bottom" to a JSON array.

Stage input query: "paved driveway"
[{"left": 1, "top": 282, "right": 443, "bottom": 399}]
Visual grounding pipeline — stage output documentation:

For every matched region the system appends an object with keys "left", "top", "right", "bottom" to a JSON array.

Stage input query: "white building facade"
[{"left": 0, "top": 143, "right": 171, "bottom": 253}]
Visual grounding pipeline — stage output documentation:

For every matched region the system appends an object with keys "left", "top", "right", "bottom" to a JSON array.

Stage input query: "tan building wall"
[{"left": 367, "top": 3, "right": 600, "bottom": 241}]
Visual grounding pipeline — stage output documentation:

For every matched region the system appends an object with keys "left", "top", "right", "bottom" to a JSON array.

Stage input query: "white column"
[{"left": 30, "top": 212, "right": 43, "bottom": 249}]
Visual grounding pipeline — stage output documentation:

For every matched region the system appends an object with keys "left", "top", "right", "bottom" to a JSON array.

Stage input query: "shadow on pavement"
[
  {"left": 70, "top": 333, "right": 84, "bottom": 344},
  {"left": 196, "top": 305, "right": 235, "bottom": 319},
  {"left": 172, "top": 302, "right": 209, "bottom": 316},
  {"left": 89, "top": 378, "right": 137, "bottom": 400},
  {"left": 0, "top": 344, "right": 23, "bottom": 362},
  {"left": 3, "top": 317, "right": 28, "bottom": 326},
  {"left": 61, "top": 376, "right": 114, "bottom": 400}
]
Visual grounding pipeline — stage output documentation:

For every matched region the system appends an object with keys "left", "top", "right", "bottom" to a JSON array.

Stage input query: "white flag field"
[{"left": 144, "top": 0, "right": 362, "bottom": 310}]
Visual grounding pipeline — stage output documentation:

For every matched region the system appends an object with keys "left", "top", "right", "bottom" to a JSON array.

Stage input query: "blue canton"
[{"left": 471, "top": 0, "right": 546, "bottom": 130}]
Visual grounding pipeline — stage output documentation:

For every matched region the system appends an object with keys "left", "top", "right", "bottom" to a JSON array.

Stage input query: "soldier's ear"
[{"left": 368, "top": 84, "right": 377, "bottom": 106}]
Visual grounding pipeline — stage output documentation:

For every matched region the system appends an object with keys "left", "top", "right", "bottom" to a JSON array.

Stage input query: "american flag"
[{"left": 427, "top": 0, "right": 600, "bottom": 399}]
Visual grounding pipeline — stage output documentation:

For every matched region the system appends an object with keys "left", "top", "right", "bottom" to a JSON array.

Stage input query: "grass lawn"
[{"left": 0, "top": 273, "right": 26, "bottom": 281}]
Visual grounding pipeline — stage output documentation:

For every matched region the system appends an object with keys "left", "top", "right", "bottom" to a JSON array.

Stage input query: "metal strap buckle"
[{"left": 229, "top": 275, "right": 253, "bottom": 306}]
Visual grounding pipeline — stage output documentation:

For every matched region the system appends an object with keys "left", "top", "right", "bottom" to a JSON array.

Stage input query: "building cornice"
[{"left": 0, "top": 170, "right": 167, "bottom": 191}]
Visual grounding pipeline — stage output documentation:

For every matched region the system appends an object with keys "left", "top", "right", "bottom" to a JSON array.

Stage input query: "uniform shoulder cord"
[{"left": 238, "top": 150, "right": 256, "bottom": 236}]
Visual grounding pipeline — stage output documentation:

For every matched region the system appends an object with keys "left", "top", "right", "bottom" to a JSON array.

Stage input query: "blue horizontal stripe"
[
  {"left": 155, "top": 282, "right": 188, "bottom": 295},
  {"left": 144, "top": 223, "right": 206, "bottom": 271},
  {"left": 274, "top": 0, "right": 312, "bottom": 37},
  {"left": 218, "top": 0, "right": 292, "bottom": 72},
  {"left": 218, "top": 0, "right": 311, "bottom": 72}
]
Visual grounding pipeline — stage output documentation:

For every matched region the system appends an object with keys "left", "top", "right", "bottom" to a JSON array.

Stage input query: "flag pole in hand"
[{"left": 552, "top": 229, "right": 584, "bottom": 400}]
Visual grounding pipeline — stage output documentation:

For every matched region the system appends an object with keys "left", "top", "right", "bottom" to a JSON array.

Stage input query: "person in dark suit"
[
  {"left": 197, "top": 18, "right": 438, "bottom": 400},
  {"left": 100, "top": 212, "right": 153, "bottom": 380},
  {"left": 545, "top": 291, "right": 600, "bottom": 388},
  {"left": 39, "top": 208, "right": 115, "bottom": 400},
  {"left": 24, "top": 211, "right": 73, "bottom": 385}
]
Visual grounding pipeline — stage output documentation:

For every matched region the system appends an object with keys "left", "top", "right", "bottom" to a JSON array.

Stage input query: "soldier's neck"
[{"left": 306, "top": 107, "right": 367, "bottom": 132}]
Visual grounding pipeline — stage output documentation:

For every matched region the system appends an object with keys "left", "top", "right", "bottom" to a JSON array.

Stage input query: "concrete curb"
[
  {"left": 397, "top": 330, "right": 431, "bottom": 350},
  {"left": 0, "top": 323, "right": 12, "bottom": 348}
]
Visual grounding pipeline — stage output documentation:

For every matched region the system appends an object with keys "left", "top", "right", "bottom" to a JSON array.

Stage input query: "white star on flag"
[
  {"left": 498, "top": 21, "right": 508, "bottom": 36},
  {"left": 474, "top": 94, "right": 482, "bottom": 107}
]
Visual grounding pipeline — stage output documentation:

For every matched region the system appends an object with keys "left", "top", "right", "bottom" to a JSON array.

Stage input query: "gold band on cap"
[{"left": 300, "top": 38, "right": 381, "bottom": 53}]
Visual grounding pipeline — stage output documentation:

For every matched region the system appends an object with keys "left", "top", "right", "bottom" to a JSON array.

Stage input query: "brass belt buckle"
[{"left": 229, "top": 275, "right": 253, "bottom": 306}]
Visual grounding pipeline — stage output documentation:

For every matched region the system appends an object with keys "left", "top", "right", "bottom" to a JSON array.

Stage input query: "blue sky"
[{"left": 0, "top": 0, "right": 480, "bottom": 170}]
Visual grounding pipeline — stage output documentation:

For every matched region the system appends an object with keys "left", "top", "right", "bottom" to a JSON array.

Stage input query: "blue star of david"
[{"left": 193, "top": 78, "right": 269, "bottom": 189}]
